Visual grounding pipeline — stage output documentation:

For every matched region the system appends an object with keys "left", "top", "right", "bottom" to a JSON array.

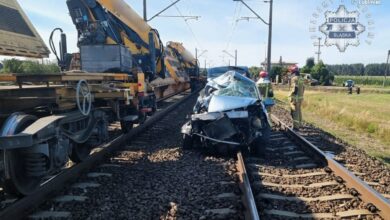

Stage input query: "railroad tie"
[
  {"left": 253, "top": 171, "right": 327, "bottom": 178},
  {"left": 99, "top": 164, "right": 122, "bottom": 168},
  {"left": 53, "top": 195, "right": 88, "bottom": 203},
  {"left": 284, "top": 150, "right": 305, "bottom": 156},
  {"left": 255, "top": 181, "right": 339, "bottom": 188},
  {"left": 257, "top": 193, "right": 354, "bottom": 202},
  {"left": 29, "top": 211, "right": 71, "bottom": 219},
  {"left": 87, "top": 172, "right": 112, "bottom": 178},
  {"left": 266, "top": 145, "right": 297, "bottom": 152},
  {"left": 294, "top": 163, "right": 318, "bottom": 169},
  {"left": 292, "top": 156, "right": 311, "bottom": 161},
  {"left": 71, "top": 182, "right": 101, "bottom": 189},
  {"left": 263, "top": 209, "right": 374, "bottom": 219}
]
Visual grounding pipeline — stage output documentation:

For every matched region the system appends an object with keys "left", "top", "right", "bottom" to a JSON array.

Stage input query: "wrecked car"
[{"left": 181, "top": 71, "right": 271, "bottom": 155}]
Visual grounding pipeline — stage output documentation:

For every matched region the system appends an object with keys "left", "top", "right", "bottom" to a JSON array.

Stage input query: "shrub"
[{"left": 0, "top": 59, "right": 60, "bottom": 74}]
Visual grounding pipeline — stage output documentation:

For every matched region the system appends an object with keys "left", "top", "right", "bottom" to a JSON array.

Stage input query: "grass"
[
  {"left": 334, "top": 75, "right": 390, "bottom": 88},
  {"left": 275, "top": 89, "right": 390, "bottom": 164}
]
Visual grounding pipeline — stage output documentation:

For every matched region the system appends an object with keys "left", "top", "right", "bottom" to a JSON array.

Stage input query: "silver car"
[{"left": 181, "top": 71, "right": 271, "bottom": 155}]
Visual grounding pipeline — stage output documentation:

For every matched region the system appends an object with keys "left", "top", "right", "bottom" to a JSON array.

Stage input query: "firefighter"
[
  {"left": 288, "top": 65, "right": 305, "bottom": 130},
  {"left": 256, "top": 71, "right": 274, "bottom": 111}
]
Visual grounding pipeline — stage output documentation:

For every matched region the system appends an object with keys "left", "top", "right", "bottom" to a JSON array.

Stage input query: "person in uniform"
[
  {"left": 256, "top": 71, "right": 274, "bottom": 112},
  {"left": 288, "top": 65, "right": 305, "bottom": 130}
]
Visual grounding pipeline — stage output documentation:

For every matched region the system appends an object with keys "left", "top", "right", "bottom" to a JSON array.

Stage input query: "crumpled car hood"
[{"left": 208, "top": 95, "right": 258, "bottom": 112}]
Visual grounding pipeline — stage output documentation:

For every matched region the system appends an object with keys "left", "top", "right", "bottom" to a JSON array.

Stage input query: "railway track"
[
  {"left": 0, "top": 90, "right": 200, "bottom": 219},
  {"left": 0, "top": 89, "right": 247, "bottom": 219},
  {"left": 297, "top": 126, "right": 390, "bottom": 202},
  {"left": 272, "top": 104, "right": 390, "bottom": 202},
  {"left": 238, "top": 115, "right": 390, "bottom": 220},
  {"left": 1, "top": 91, "right": 388, "bottom": 219}
]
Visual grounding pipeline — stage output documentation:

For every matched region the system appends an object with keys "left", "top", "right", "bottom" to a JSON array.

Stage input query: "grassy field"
[
  {"left": 275, "top": 89, "right": 390, "bottom": 163},
  {"left": 334, "top": 75, "right": 389, "bottom": 88}
]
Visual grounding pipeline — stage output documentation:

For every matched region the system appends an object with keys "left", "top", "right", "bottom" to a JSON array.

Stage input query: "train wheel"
[
  {"left": 182, "top": 134, "right": 193, "bottom": 149},
  {"left": 1, "top": 113, "right": 42, "bottom": 196},
  {"left": 120, "top": 121, "right": 134, "bottom": 134},
  {"left": 70, "top": 117, "right": 109, "bottom": 162},
  {"left": 69, "top": 142, "right": 91, "bottom": 163}
]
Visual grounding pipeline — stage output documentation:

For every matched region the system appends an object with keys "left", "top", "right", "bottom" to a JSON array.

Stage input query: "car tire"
[
  {"left": 252, "top": 124, "right": 271, "bottom": 156},
  {"left": 182, "top": 134, "right": 193, "bottom": 150}
]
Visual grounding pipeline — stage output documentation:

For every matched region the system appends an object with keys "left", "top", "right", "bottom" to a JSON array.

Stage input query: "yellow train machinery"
[
  {"left": 65, "top": 0, "right": 196, "bottom": 105},
  {"left": 0, "top": 0, "right": 137, "bottom": 196},
  {"left": 166, "top": 41, "right": 200, "bottom": 89},
  {"left": 162, "top": 42, "right": 197, "bottom": 98}
]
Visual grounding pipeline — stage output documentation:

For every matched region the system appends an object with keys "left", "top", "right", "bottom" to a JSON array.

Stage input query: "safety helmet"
[
  {"left": 259, "top": 71, "right": 268, "bottom": 78},
  {"left": 288, "top": 65, "right": 299, "bottom": 74}
]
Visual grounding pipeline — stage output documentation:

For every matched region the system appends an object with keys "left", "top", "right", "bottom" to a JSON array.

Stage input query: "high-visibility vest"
[
  {"left": 258, "top": 83, "right": 271, "bottom": 99},
  {"left": 295, "top": 77, "right": 305, "bottom": 102}
]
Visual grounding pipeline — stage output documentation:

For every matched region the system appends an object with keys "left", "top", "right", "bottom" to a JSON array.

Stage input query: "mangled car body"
[{"left": 181, "top": 71, "right": 271, "bottom": 154}]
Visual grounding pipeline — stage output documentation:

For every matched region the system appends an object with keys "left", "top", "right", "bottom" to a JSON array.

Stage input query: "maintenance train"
[{"left": 0, "top": 0, "right": 199, "bottom": 196}]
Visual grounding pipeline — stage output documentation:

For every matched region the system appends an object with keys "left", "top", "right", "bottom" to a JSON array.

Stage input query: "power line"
[
  {"left": 171, "top": 0, "right": 203, "bottom": 50},
  {"left": 225, "top": 3, "right": 242, "bottom": 50},
  {"left": 225, "top": 2, "right": 239, "bottom": 50}
]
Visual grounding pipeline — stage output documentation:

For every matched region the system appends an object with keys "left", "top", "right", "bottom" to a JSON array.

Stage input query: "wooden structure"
[{"left": 0, "top": 72, "right": 133, "bottom": 118}]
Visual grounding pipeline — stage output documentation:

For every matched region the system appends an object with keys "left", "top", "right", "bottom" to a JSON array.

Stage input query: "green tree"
[
  {"left": 1, "top": 59, "right": 23, "bottom": 73},
  {"left": 312, "top": 61, "right": 334, "bottom": 85},
  {"left": 306, "top": 57, "right": 315, "bottom": 69},
  {"left": 0, "top": 59, "right": 60, "bottom": 74},
  {"left": 269, "top": 66, "right": 282, "bottom": 81},
  {"left": 300, "top": 66, "right": 312, "bottom": 74},
  {"left": 300, "top": 57, "right": 316, "bottom": 74},
  {"left": 269, "top": 66, "right": 288, "bottom": 82},
  {"left": 249, "top": 66, "right": 263, "bottom": 79}
]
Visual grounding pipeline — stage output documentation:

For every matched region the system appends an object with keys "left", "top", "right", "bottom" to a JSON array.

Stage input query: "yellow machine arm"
[{"left": 67, "top": 0, "right": 165, "bottom": 78}]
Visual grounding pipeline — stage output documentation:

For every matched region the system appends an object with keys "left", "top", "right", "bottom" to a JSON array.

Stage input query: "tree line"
[
  {"left": 250, "top": 57, "right": 334, "bottom": 86},
  {"left": 249, "top": 58, "right": 389, "bottom": 86},
  {"left": 0, "top": 59, "right": 60, "bottom": 75},
  {"left": 326, "top": 63, "right": 389, "bottom": 76}
]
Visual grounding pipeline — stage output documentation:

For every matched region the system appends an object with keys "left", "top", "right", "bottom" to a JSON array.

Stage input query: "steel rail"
[
  {"left": 0, "top": 90, "right": 198, "bottom": 220},
  {"left": 271, "top": 114, "right": 390, "bottom": 220},
  {"left": 236, "top": 151, "right": 260, "bottom": 220}
]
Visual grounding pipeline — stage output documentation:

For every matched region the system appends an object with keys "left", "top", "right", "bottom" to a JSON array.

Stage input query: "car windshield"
[
  {"left": 207, "top": 66, "right": 248, "bottom": 79},
  {"left": 210, "top": 71, "right": 260, "bottom": 99}
]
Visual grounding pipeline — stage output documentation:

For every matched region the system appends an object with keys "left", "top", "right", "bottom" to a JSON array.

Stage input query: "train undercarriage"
[{"left": 0, "top": 72, "right": 189, "bottom": 196}]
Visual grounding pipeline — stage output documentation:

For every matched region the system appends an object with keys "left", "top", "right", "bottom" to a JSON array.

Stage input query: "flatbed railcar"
[{"left": 0, "top": 0, "right": 199, "bottom": 196}]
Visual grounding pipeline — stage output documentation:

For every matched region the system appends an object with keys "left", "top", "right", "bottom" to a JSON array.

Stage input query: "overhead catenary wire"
[
  {"left": 170, "top": 0, "right": 203, "bottom": 50},
  {"left": 225, "top": 2, "right": 242, "bottom": 51}
]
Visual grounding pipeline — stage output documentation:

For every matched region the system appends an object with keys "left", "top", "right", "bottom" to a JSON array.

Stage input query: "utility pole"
[
  {"left": 235, "top": 49, "right": 238, "bottom": 66},
  {"left": 234, "top": 0, "right": 273, "bottom": 72},
  {"left": 143, "top": 0, "right": 147, "bottom": 21},
  {"left": 222, "top": 50, "right": 237, "bottom": 66},
  {"left": 384, "top": 50, "right": 390, "bottom": 87},
  {"left": 196, "top": 48, "right": 208, "bottom": 70},
  {"left": 314, "top": 37, "right": 324, "bottom": 63},
  {"left": 267, "top": 0, "right": 273, "bottom": 72}
]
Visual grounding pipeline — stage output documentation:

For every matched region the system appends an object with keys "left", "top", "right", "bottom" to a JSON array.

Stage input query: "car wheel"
[
  {"left": 252, "top": 124, "right": 271, "bottom": 156},
  {"left": 182, "top": 134, "right": 193, "bottom": 150}
]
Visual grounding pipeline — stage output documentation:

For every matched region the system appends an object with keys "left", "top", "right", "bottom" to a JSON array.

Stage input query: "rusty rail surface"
[
  {"left": 0, "top": 90, "right": 198, "bottom": 220},
  {"left": 271, "top": 114, "right": 390, "bottom": 220},
  {"left": 236, "top": 152, "right": 260, "bottom": 220}
]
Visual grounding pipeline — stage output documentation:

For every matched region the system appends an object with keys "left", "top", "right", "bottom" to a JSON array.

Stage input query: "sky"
[{"left": 15, "top": 0, "right": 390, "bottom": 67}]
